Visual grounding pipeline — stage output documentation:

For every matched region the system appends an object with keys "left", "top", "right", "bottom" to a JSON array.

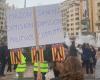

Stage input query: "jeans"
[
  {"left": 0, "top": 63, "right": 6, "bottom": 75},
  {"left": 84, "top": 61, "right": 93, "bottom": 74}
]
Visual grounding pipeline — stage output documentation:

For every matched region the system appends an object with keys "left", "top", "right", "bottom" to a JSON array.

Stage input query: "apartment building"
[
  {"left": 0, "top": 0, "right": 6, "bottom": 45},
  {"left": 95, "top": 0, "right": 100, "bottom": 41},
  {"left": 61, "top": 0, "right": 80, "bottom": 38},
  {"left": 95, "top": 0, "right": 100, "bottom": 34}
]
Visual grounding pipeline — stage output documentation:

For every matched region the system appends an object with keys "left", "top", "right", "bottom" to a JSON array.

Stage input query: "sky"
[{"left": 6, "top": 0, "right": 65, "bottom": 8}]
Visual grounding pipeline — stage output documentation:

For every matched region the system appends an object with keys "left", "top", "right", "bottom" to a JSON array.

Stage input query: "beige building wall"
[
  {"left": 61, "top": 0, "right": 80, "bottom": 38},
  {"left": 88, "top": 0, "right": 96, "bottom": 33},
  {"left": 0, "top": 0, "right": 7, "bottom": 45},
  {"left": 95, "top": 0, "right": 100, "bottom": 34}
]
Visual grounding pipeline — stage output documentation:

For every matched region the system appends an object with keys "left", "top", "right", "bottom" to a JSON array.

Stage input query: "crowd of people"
[
  {"left": 45, "top": 41, "right": 100, "bottom": 80},
  {"left": 0, "top": 46, "right": 17, "bottom": 77},
  {"left": 0, "top": 42, "right": 100, "bottom": 80}
]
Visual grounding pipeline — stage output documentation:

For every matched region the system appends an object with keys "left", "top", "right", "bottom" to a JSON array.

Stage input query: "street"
[{"left": 0, "top": 65, "right": 95, "bottom": 80}]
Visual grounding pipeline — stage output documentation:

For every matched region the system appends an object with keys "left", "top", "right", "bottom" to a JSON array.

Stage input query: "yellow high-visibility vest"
[
  {"left": 16, "top": 53, "right": 26, "bottom": 73},
  {"left": 34, "top": 62, "right": 48, "bottom": 73}
]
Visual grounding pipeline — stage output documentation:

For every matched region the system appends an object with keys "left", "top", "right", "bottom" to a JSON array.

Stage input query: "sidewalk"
[{"left": 0, "top": 65, "right": 95, "bottom": 80}]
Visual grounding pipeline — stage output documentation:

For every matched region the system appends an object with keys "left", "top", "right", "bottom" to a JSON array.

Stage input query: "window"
[
  {"left": 71, "top": 33, "right": 74, "bottom": 35},
  {"left": 63, "top": 27, "right": 66, "bottom": 30},
  {"left": 67, "top": 28, "right": 69, "bottom": 31},
  {"left": 71, "top": 23, "right": 74, "bottom": 26},
  {"left": 75, "top": 22, "right": 79, "bottom": 25},
  {"left": 75, "top": 17, "right": 79, "bottom": 20},
  {"left": 1, "top": 22, "right": 3, "bottom": 24},
  {"left": 71, "top": 28, "right": 73, "bottom": 30},
  {"left": 98, "top": 26, "right": 100, "bottom": 30},
  {"left": 67, "top": 20, "right": 69, "bottom": 22},
  {"left": 67, "top": 24, "right": 69, "bottom": 26},
  {"left": 99, "top": 16, "right": 100, "bottom": 21},
  {"left": 98, "top": 3, "right": 100, "bottom": 6},
  {"left": 75, "top": 13, "right": 79, "bottom": 16},
  {"left": 67, "top": 15, "right": 69, "bottom": 18},
  {"left": 75, "top": 8, "right": 79, "bottom": 11},
  {"left": 76, "top": 32, "right": 79, "bottom": 35},
  {"left": 71, "top": 18, "right": 74, "bottom": 21},
  {"left": 71, "top": 14, "right": 74, "bottom": 17},
  {"left": 76, "top": 27, "right": 79, "bottom": 30},
  {"left": 0, "top": 26, "right": 3, "bottom": 29}
]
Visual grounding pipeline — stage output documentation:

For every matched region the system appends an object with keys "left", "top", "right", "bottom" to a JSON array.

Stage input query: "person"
[
  {"left": 33, "top": 61, "right": 49, "bottom": 80},
  {"left": 82, "top": 43, "right": 93, "bottom": 74},
  {"left": 90, "top": 45, "right": 96, "bottom": 68},
  {"left": 77, "top": 44, "right": 83, "bottom": 63},
  {"left": 95, "top": 47, "right": 100, "bottom": 80},
  {"left": 7, "top": 49, "right": 12, "bottom": 72},
  {"left": 44, "top": 45, "right": 52, "bottom": 62},
  {"left": 56, "top": 56, "right": 84, "bottom": 80},
  {"left": 0, "top": 46, "right": 7, "bottom": 76},
  {"left": 16, "top": 52, "right": 27, "bottom": 78},
  {"left": 69, "top": 41, "right": 77, "bottom": 57}
]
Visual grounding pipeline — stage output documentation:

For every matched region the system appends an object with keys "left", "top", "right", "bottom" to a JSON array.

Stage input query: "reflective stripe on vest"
[
  {"left": 16, "top": 53, "right": 26, "bottom": 73},
  {"left": 16, "top": 64, "right": 26, "bottom": 72},
  {"left": 34, "top": 62, "right": 48, "bottom": 72}
]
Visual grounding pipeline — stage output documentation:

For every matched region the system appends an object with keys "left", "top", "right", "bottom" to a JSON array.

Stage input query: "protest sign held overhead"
[
  {"left": 36, "top": 4, "right": 64, "bottom": 45},
  {"left": 7, "top": 3, "right": 64, "bottom": 49},
  {"left": 7, "top": 7, "right": 35, "bottom": 49}
]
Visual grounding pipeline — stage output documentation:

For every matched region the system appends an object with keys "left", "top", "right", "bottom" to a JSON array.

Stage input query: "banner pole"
[{"left": 33, "top": 7, "right": 42, "bottom": 80}]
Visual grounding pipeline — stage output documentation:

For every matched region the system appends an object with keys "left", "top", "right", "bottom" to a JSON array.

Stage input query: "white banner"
[
  {"left": 7, "top": 4, "right": 64, "bottom": 49},
  {"left": 7, "top": 7, "right": 35, "bottom": 49},
  {"left": 36, "top": 4, "right": 64, "bottom": 45}
]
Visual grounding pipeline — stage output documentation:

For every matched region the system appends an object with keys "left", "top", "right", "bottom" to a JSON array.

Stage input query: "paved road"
[
  {"left": 0, "top": 66, "right": 95, "bottom": 80},
  {"left": 0, "top": 73, "right": 95, "bottom": 80}
]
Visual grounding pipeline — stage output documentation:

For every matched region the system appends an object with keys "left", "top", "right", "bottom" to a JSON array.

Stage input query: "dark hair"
[
  {"left": 63, "top": 43, "right": 68, "bottom": 49},
  {"left": 60, "top": 56, "right": 84, "bottom": 80}
]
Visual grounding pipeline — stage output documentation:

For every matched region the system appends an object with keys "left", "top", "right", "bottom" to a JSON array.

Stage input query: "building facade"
[
  {"left": 61, "top": 0, "right": 80, "bottom": 38},
  {"left": 95, "top": 0, "right": 100, "bottom": 34},
  {"left": 0, "top": 0, "right": 7, "bottom": 45},
  {"left": 95, "top": 0, "right": 100, "bottom": 41}
]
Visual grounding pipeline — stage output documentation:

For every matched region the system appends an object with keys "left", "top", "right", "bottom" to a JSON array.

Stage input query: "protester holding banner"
[
  {"left": 34, "top": 61, "right": 48, "bottom": 80},
  {"left": 7, "top": 49, "right": 12, "bottom": 72},
  {"left": 0, "top": 46, "right": 7, "bottom": 76},
  {"left": 69, "top": 41, "right": 78, "bottom": 57}
]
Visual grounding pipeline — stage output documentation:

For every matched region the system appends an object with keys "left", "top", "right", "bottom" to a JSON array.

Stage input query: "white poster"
[
  {"left": 7, "top": 4, "right": 64, "bottom": 49},
  {"left": 7, "top": 7, "right": 35, "bottom": 49},
  {"left": 36, "top": 4, "right": 64, "bottom": 45}
]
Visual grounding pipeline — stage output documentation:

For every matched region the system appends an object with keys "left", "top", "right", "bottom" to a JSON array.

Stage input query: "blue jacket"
[{"left": 82, "top": 48, "right": 91, "bottom": 61}]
